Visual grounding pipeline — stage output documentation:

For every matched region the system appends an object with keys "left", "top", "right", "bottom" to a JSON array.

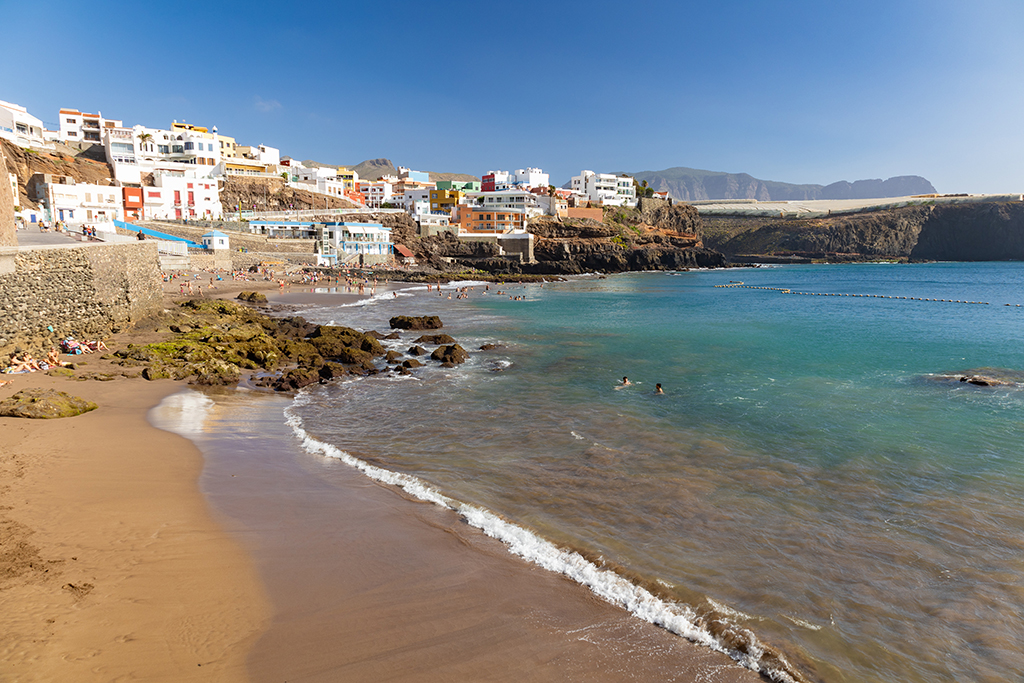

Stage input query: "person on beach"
[{"left": 655, "top": 383, "right": 664, "bottom": 394}]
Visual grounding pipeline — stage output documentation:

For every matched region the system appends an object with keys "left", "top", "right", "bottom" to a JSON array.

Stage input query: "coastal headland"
[{"left": 0, "top": 274, "right": 768, "bottom": 682}]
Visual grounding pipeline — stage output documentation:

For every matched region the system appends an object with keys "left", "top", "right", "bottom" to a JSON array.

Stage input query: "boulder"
[
  {"left": 389, "top": 315, "right": 443, "bottom": 330},
  {"left": 0, "top": 388, "right": 97, "bottom": 419},
  {"left": 430, "top": 344, "right": 469, "bottom": 365},
  {"left": 236, "top": 291, "right": 269, "bottom": 304},
  {"left": 414, "top": 334, "right": 456, "bottom": 345},
  {"left": 402, "top": 358, "right": 424, "bottom": 369},
  {"left": 385, "top": 350, "right": 404, "bottom": 363},
  {"left": 407, "top": 345, "right": 427, "bottom": 356}
]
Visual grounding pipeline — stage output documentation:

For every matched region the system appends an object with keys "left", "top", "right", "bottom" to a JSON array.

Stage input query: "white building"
[
  {"left": 202, "top": 230, "right": 230, "bottom": 250},
  {"left": 571, "top": 170, "right": 637, "bottom": 207},
  {"left": 0, "top": 100, "right": 46, "bottom": 145},
  {"left": 30, "top": 174, "right": 123, "bottom": 224},
  {"left": 317, "top": 221, "right": 394, "bottom": 267},
  {"left": 238, "top": 144, "right": 280, "bottom": 166},
  {"left": 464, "top": 189, "right": 544, "bottom": 218},
  {"left": 8, "top": 173, "right": 19, "bottom": 209},
  {"left": 58, "top": 108, "right": 123, "bottom": 143},
  {"left": 103, "top": 123, "right": 222, "bottom": 183},
  {"left": 357, "top": 180, "right": 395, "bottom": 209},
  {"left": 142, "top": 172, "right": 221, "bottom": 221},
  {"left": 294, "top": 166, "right": 337, "bottom": 182},
  {"left": 483, "top": 167, "right": 549, "bottom": 191}
]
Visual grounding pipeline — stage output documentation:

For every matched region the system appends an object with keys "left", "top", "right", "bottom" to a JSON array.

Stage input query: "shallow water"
[{"left": 286, "top": 264, "right": 1024, "bottom": 682}]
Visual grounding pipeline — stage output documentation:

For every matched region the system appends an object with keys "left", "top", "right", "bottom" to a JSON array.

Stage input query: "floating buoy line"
[{"left": 715, "top": 282, "right": 995, "bottom": 305}]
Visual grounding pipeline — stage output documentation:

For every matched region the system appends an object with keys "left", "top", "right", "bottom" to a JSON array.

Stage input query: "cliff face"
[
  {"left": 703, "top": 201, "right": 1024, "bottom": 262},
  {"left": 1, "top": 139, "right": 115, "bottom": 209},
  {"left": 0, "top": 146, "right": 15, "bottom": 246}
]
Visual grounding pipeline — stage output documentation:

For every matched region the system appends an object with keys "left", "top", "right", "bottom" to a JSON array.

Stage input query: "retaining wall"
[{"left": 0, "top": 241, "right": 163, "bottom": 355}]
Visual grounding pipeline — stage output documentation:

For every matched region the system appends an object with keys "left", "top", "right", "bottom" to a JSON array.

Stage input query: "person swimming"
[
  {"left": 655, "top": 383, "right": 663, "bottom": 394},
  {"left": 621, "top": 377, "right": 631, "bottom": 386}
]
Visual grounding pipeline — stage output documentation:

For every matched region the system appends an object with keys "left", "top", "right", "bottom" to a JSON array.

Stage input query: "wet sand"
[
  {"left": 167, "top": 389, "right": 762, "bottom": 683},
  {"left": 0, "top": 370, "right": 269, "bottom": 682}
]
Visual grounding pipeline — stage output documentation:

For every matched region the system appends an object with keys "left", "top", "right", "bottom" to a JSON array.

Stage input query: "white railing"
[
  {"left": 155, "top": 240, "right": 188, "bottom": 256},
  {"left": 225, "top": 207, "right": 406, "bottom": 221}
]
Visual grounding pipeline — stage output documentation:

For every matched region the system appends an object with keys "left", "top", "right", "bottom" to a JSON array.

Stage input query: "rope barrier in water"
[{"left": 715, "top": 282, "right": 992, "bottom": 305}]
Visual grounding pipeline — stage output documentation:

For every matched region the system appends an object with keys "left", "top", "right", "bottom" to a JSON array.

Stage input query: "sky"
[{"left": 4, "top": 0, "right": 1023, "bottom": 193}]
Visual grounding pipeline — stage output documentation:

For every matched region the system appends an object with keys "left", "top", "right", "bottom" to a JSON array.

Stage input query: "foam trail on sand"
[
  {"left": 283, "top": 390, "right": 802, "bottom": 683},
  {"left": 149, "top": 390, "right": 215, "bottom": 436}
]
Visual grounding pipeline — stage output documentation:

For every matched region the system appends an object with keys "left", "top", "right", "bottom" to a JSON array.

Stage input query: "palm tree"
[{"left": 137, "top": 131, "right": 153, "bottom": 156}]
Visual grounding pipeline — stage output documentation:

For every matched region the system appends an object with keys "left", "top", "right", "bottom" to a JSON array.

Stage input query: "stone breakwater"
[{"left": 0, "top": 242, "right": 163, "bottom": 356}]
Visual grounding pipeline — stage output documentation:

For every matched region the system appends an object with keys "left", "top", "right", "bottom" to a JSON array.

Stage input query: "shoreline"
[{"left": 1, "top": 273, "right": 763, "bottom": 682}]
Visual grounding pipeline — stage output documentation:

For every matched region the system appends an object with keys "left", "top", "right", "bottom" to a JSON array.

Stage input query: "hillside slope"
[{"left": 2, "top": 139, "right": 115, "bottom": 209}]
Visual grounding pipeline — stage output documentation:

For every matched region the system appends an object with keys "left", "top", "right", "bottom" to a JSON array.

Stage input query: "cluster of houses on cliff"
[{"left": 2, "top": 97, "right": 665, "bottom": 265}]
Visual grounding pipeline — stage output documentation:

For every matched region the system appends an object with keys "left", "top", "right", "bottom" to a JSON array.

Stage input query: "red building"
[{"left": 122, "top": 186, "right": 144, "bottom": 220}]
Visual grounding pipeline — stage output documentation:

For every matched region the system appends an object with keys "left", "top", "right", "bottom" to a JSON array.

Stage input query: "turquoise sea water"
[{"left": 288, "top": 263, "right": 1024, "bottom": 683}]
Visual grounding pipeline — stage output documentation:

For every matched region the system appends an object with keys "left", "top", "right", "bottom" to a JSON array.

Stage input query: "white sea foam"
[
  {"left": 149, "top": 389, "right": 215, "bottom": 436},
  {"left": 282, "top": 391, "right": 800, "bottom": 683}
]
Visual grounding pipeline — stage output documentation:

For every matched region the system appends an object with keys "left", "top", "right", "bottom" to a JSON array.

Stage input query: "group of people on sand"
[
  {"left": 620, "top": 377, "right": 664, "bottom": 394},
  {"left": 3, "top": 338, "right": 109, "bottom": 374}
]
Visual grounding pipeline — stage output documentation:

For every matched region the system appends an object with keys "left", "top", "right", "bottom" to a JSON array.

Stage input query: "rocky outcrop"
[
  {"left": 390, "top": 315, "right": 443, "bottom": 330},
  {"left": 0, "top": 388, "right": 97, "bottom": 419},
  {"left": 0, "top": 145, "right": 15, "bottom": 246},
  {"left": 704, "top": 201, "right": 1024, "bottom": 262},
  {"left": 1, "top": 139, "right": 115, "bottom": 210}
]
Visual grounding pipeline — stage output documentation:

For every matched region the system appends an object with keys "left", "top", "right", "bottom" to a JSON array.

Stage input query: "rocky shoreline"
[{"left": 108, "top": 297, "right": 469, "bottom": 393}]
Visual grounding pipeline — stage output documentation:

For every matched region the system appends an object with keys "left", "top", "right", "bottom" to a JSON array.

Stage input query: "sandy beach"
[{"left": 1, "top": 274, "right": 763, "bottom": 682}]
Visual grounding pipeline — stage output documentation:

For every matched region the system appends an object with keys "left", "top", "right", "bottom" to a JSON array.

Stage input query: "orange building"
[
  {"left": 456, "top": 205, "right": 526, "bottom": 233},
  {"left": 122, "top": 186, "right": 144, "bottom": 220}
]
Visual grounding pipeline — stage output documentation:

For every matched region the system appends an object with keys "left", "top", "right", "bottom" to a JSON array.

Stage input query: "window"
[
  {"left": 68, "top": 131, "right": 77, "bottom": 137},
  {"left": 172, "top": 145, "right": 183, "bottom": 153},
  {"left": 158, "top": 145, "right": 169, "bottom": 154},
  {"left": 184, "top": 142, "right": 194, "bottom": 151}
]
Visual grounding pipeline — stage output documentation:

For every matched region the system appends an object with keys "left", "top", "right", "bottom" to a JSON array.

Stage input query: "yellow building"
[
  {"left": 217, "top": 134, "right": 237, "bottom": 159},
  {"left": 337, "top": 168, "right": 357, "bottom": 192},
  {"left": 430, "top": 189, "right": 464, "bottom": 214}
]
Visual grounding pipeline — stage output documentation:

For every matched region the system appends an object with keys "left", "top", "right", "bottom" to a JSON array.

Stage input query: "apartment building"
[
  {"left": 482, "top": 168, "right": 548, "bottom": 192},
  {"left": 570, "top": 170, "right": 637, "bottom": 207},
  {"left": 455, "top": 205, "right": 527, "bottom": 233},
  {"left": 30, "top": 173, "right": 123, "bottom": 223},
  {"left": 0, "top": 100, "right": 46, "bottom": 144},
  {"left": 429, "top": 188, "right": 463, "bottom": 215},
  {"left": 58, "top": 109, "right": 123, "bottom": 143},
  {"left": 358, "top": 180, "right": 395, "bottom": 209},
  {"left": 103, "top": 123, "right": 222, "bottom": 183},
  {"left": 142, "top": 173, "right": 221, "bottom": 221},
  {"left": 464, "top": 189, "right": 543, "bottom": 218}
]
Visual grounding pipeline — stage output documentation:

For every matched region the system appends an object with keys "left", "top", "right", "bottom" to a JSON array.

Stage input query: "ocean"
[{"left": 177, "top": 263, "right": 1024, "bottom": 682}]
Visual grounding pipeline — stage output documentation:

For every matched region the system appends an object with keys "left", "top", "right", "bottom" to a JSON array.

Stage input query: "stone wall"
[
  {"left": 0, "top": 146, "right": 15, "bottom": 247},
  {"left": 0, "top": 241, "right": 163, "bottom": 355}
]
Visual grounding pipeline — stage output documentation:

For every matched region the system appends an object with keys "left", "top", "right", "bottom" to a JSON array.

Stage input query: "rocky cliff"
[
  {"left": 1, "top": 139, "right": 116, "bottom": 210},
  {"left": 703, "top": 201, "right": 1024, "bottom": 262},
  {"left": 220, "top": 177, "right": 358, "bottom": 213}
]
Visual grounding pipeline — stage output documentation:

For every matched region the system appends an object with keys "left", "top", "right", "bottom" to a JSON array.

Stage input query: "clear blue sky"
[{"left": 5, "top": 0, "right": 1022, "bottom": 193}]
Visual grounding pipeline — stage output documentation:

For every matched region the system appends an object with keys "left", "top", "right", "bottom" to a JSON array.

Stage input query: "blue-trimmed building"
[{"left": 316, "top": 221, "right": 393, "bottom": 267}]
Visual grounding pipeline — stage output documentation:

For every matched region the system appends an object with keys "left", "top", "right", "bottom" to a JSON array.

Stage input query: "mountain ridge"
[{"left": 625, "top": 166, "right": 936, "bottom": 201}]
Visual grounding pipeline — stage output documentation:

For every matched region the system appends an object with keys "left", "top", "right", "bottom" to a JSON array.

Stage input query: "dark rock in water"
[
  {"left": 307, "top": 325, "right": 384, "bottom": 358},
  {"left": 189, "top": 359, "right": 242, "bottom": 386},
  {"left": 276, "top": 316, "right": 317, "bottom": 340},
  {"left": 407, "top": 345, "right": 427, "bottom": 356},
  {"left": 318, "top": 362, "right": 348, "bottom": 380},
  {"left": 273, "top": 366, "right": 321, "bottom": 391},
  {"left": 384, "top": 332, "right": 401, "bottom": 340},
  {"left": 479, "top": 343, "right": 504, "bottom": 351},
  {"left": 402, "top": 358, "right": 424, "bottom": 369},
  {"left": 390, "top": 315, "right": 443, "bottom": 330},
  {"left": 364, "top": 330, "right": 386, "bottom": 340},
  {"left": 414, "top": 334, "right": 456, "bottom": 345},
  {"left": 397, "top": 366, "right": 412, "bottom": 375},
  {"left": 430, "top": 344, "right": 468, "bottom": 365},
  {"left": 926, "top": 367, "right": 1024, "bottom": 387},
  {"left": 0, "top": 388, "right": 97, "bottom": 419},
  {"left": 385, "top": 350, "right": 404, "bottom": 363}
]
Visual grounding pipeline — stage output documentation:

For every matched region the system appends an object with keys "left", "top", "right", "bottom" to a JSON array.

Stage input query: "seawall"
[{"left": 0, "top": 241, "right": 163, "bottom": 354}]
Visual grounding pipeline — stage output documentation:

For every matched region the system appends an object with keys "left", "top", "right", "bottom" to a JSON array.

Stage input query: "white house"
[
  {"left": 294, "top": 166, "right": 337, "bottom": 182},
  {"left": 0, "top": 100, "right": 46, "bottom": 145},
  {"left": 142, "top": 172, "right": 222, "bottom": 221},
  {"left": 202, "top": 230, "right": 230, "bottom": 250},
  {"left": 483, "top": 167, "right": 549, "bottom": 191},
  {"left": 571, "top": 170, "right": 637, "bottom": 207},
  {"left": 464, "top": 189, "right": 544, "bottom": 218},
  {"left": 357, "top": 180, "right": 395, "bottom": 209},
  {"left": 317, "top": 221, "right": 393, "bottom": 267},
  {"left": 30, "top": 173, "right": 123, "bottom": 224},
  {"left": 58, "top": 108, "right": 123, "bottom": 143},
  {"left": 238, "top": 144, "right": 280, "bottom": 166},
  {"left": 104, "top": 123, "right": 222, "bottom": 183}
]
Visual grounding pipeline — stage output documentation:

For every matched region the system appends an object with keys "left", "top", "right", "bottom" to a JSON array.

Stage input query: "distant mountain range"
[
  {"left": 624, "top": 167, "right": 936, "bottom": 202},
  {"left": 303, "top": 158, "right": 478, "bottom": 184}
]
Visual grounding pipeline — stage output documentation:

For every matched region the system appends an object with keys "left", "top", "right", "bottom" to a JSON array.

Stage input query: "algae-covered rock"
[
  {"left": 237, "top": 291, "right": 269, "bottom": 304},
  {"left": 385, "top": 350, "right": 404, "bottom": 363},
  {"left": 430, "top": 344, "right": 469, "bottom": 365},
  {"left": 0, "top": 388, "right": 97, "bottom": 419},
  {"left": 389, "top": 315, "right": 443, "bottom": 330},
  {"left": 46, "top": 367, "right": 75, "bottom": 378},
  {"left": 188, "top": 359, "right": 242, "bottom": 386},
  {"left": 414, "top": 334, "right": 456, "bottom": 345},
  {"left": 142, "top": 365, "right": 171, "bottom": 381}
]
